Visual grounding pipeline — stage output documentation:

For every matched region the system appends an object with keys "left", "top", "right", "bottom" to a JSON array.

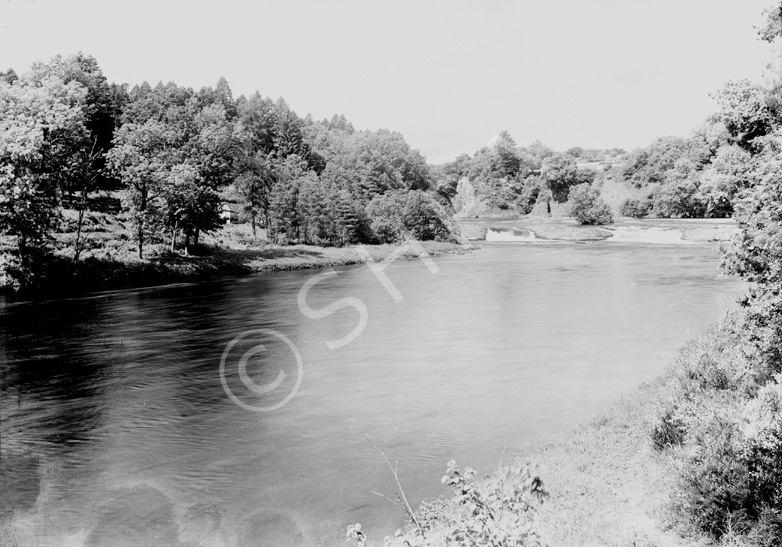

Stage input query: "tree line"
[
  {"left": 0, "top": 54, "right": 458, "bottom": 276},
  {"left": 615, "top": 76, "right": 782, "bottom": 219},
  {"left": 433, "top": 132, "right": 618, "bottom": 216}
]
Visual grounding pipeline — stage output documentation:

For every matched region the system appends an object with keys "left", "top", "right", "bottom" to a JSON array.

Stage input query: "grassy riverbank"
[
  {"left": 372, "top": 311, "right": 775, "bottom": 547},
  {"left": 0, "top": 219, "right": 474, "bottom": 297},
  {"left": 378, "top": 378, "right": 693, "bottom": 547},
  {"left": 528, "top": 378, "right": 688, "bottom": 547}
]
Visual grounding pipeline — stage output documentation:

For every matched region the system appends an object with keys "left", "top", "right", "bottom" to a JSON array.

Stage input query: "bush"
[
  {"left": 651, "top": 180, "right": 706, "bottom": 218},
  {"left": 651, "top": 405, "right": 686, "bottom": 450},
  {"left": 566, "top": 183, "right": 613, "bottom": 225},
  {"left": 652, "top": 315, "right": 782, "bottom": 545},
  {"left": 366, "top": 190, "right": 458, "bottom": 244},
  {"left": 619, "top": 198, "right": 652, "bottom": 218},
  {"left": 676, "top": 405, "right": 753, "bottom": 538},
  {"left": 740, "top": 376, "right": 782, "bottom": 510},
  {"left": 347, "top": 460, "right": 546, "bottom": 547}
]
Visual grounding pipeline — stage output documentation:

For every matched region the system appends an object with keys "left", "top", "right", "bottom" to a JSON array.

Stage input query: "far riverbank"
[{"left": 0, "top": 239, "right": 474, "bottom": 299}]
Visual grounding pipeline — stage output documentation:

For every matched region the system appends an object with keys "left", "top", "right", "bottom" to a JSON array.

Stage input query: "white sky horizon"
[{"left": 1, "top": 0, "right": 777, "bottom": 164}]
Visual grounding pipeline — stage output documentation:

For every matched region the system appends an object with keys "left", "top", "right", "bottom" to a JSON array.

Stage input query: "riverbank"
[
  {"left": 527, "top": 377, "right": 687, "bottom": 547},
  {"left": 374, "top": 375, "right": 692, "bottom": 547},
  {"left": 0, "top": 233, "right": 474, "bottom": 298},
  {"left": 373, "top": 312, "right": 763, "bottom": 547}
]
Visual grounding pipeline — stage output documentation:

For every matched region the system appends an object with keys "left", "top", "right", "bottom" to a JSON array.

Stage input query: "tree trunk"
[
  {"left": 138, "top": 223, "right": 144, "bottom": 259},
  {"left": 18, "top": 234, "right": 28, "bottom": 267},
  {"left": 137, "top": 189, "right": 147, "bottom": 260},
  {"left": 73, "top": 186, "right": 88, "bottom": 262},
  {"left": 170, "top": 221, "right": 178, "bottom": 252}
]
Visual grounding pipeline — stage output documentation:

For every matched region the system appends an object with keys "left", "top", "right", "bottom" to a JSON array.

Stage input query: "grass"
[
  {"left": 379, "top": 315, "right": 768, "bottom": 547},
  {"left": 366, "top": 375, "right": 701, "bottom": 547},
  {"left": 525, "top": 378, "right": 695, "bottom": 547}
]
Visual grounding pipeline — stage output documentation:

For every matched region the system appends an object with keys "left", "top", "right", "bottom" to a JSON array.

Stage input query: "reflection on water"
[{"left": 1, "top": 239, "right": 744, "bottom": 546}]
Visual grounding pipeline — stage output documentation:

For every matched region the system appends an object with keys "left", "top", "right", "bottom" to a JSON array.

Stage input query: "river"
[{"left": 0, "top": 228, "right": 744, "bottom": 546}]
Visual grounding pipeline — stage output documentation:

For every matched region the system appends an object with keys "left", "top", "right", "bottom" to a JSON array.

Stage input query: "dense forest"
[{"left": 0, "top": 55, "right": 461, "bottom": 289}]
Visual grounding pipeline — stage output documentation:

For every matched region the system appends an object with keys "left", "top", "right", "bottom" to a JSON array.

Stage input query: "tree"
[
  {"left": 723, "top": 137, "right": 782, "bottom": 289},
  {"left": 106, "top": 119, "right": 169, "bottom": 258},
  {"left": 697, "top": 145, "right": 752, "bottom": 217},
  {"left": 162, "top": 163, "right": 222, "bottom": 251},
  {"left": 621, "top": 136, "right": 700, "bottom": 187},
  {"left": 652, "top": 158, "right": 706, "bottom": 218},
  {"left": 541, "top": 152, "right": 590, "bottom": 202},
  {"left": 711, "top": 80, "right": 779, "bottom": 152},
  {"left": 0, "top": 76, "right": 88, "bottom": 264},
  {"left": 236, "top": 92, "right": 276, "bottom": 156},
  {"left": 272, "top": 97, "right": 311, "bottom": 162},
  {"left": 567, "top": 183, "right": 613, "bottom": 225},
  {"left": 526, "top": 140, "right": 554, "bottom": 164},
  {"left": 491, "top": 130, "right": 522, "bottom": 178},
  {"left": 366, "top": 190, "right": 455, "bottom": 243},
  {"left": 108, "top": 81, "right": 240, "bottom": 255},
  {"left": 234, "top": 151, "right": 274, "bottom": 238},
  {"left": 267, "top": 154, "right": 313, "bottom": 243},
  {"left": 433, "top": 153, "right": 471, "bottom": 201},
  {"left": 758, "top": 1, "right": 782, "bottom": 43},
  {"left": 0, "top": 68, "right": 18, "bottom": 85},
  {"left": 27, "top": 54, "right": 125, "bottom": 191}
]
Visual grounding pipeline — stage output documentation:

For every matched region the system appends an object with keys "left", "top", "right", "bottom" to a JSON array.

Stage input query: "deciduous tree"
[{"left": 0, "top": 76, "right": 88, "bottom": 264}]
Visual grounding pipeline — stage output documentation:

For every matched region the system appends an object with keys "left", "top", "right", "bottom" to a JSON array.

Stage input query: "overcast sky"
[{"left": 0, "top": 0, "right": 776, "bottom": 163}]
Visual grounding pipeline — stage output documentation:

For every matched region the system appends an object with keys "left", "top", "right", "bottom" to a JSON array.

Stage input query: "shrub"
[
  {"left": 675, "top": 406, "right": 752, "bottom": 538},
  {"left": 619, "top": 198, "right": 652, "bottom": 218},
  {"left": 739, "top": 376, "right": 782, "bottom": 511},
  {"left": 651, "top": 405, "right": 686, "bottom": 450},
  {"left": 347, "top": 460, "right": 546, "bottom": 547},
  {"left": 566, "top": 183, "right": 613, "bottom": 225},
  {"left": 654, "top": 315, "right": 782, "bottom": 545},
  {"left": 514, "top": 176, "right": 542, "bottom": 215}
]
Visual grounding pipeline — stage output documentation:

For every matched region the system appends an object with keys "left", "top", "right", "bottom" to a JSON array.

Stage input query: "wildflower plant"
[{"left": 347, "top": 459, "right": 546, "bottom": 547}]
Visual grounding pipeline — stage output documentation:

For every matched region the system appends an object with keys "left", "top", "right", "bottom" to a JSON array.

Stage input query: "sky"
[{"left": 0, "top": 0, "right": 777, "bottom": 164}]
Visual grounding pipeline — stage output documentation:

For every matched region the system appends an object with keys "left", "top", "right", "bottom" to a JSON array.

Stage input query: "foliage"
[
  {"left": 650, "top": 405, "right": 686, "bottom": 450},
  {"left": 514, "top": 176, "right": 543, "bottom": 215},
  {"left": 438, "top": 460, "right": 546, "bottom": 547},
  {"left": 620, "top": 136, "right": 707, "bottom": 188},
  {"left": 651, "top": 160, "right": 706, "bottom": 218},
  {"left": 651, "top": 310, "right": 782, "bottom": 545},
  {"left": 366, "top": 190, "right": 455, "bottom": 244},
  {"left": 567, "top": 183, "right": 613, "bottom": 225},
  {"left": 619, "top": 198, "right": 652, "bottom": 218},
  {"left": 107, "top": 81, "right": 241, "bottom": 255},
  {"left": 711, "top": 80, "right": 779, "bottom": 153},
  {"left": 541, "top": 153, "right": 594, "bottom": 203},
  {"left": 0, "top": 75, "right": 89, "bottom": 265},
  {"left": 346, "top": 460, "right": 546, "bottom": 547}
]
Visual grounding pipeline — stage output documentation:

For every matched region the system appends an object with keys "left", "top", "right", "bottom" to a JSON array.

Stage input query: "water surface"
[{"left": 0, "top": 237, "right": 744, "bottom": 546}]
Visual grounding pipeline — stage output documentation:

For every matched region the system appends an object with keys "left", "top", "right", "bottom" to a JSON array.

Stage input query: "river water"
[{"left": 0, "top": 229, "right": 744, "bottom": 546}]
